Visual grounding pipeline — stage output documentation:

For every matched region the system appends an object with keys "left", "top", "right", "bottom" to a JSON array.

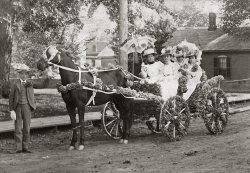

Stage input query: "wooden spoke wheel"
[
  {"left": 102, "top": 102, "right": 123, "bottom": 139},
  {"left": 161, "top": 96, "right": 191, "bottom": 142},
  {"left": 204, "top": 88, "right": 229, "bottom": 134},
  {"left": 146, "top": 116, "right": 161, "bottom": 134}
]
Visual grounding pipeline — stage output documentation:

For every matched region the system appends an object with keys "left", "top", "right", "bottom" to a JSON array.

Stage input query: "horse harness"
[{"left": 47, "top": 51, "right": 117, "bottom": 106}]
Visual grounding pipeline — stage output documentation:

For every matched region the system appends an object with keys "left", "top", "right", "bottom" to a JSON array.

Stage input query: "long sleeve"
[
  {"left": 9, "top": 83, "right": 15, "bottom": 111},
  {"left": 29, "top": 78, "right": 50, "bottom": 89},
  {"left": 140, "top": 63, "right": 148, "bottom": 79}
]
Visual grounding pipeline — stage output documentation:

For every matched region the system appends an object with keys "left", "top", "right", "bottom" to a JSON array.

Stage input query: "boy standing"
[{"left": 9, "top": 66, "right": 49, "bottom": 153}]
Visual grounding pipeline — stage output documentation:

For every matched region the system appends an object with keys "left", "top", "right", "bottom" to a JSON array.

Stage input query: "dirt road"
[{"left": 1, "top": 110, "right": 250, "bottom": 173}]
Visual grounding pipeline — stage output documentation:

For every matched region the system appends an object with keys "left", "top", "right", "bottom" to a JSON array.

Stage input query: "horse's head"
[{"left": 37, "top": 45, "right": 62, "bottom": 71}]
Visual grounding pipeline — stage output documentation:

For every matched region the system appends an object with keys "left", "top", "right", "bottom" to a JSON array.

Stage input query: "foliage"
[
  {"left": 11, "top": 31, "right": 46, "bottom": 73},
  {"left": 87, "top": 0, "right": 176, "bottom": 54},
  {"left": 17, "top": 0, "right": 87, "bottom": 33},
  {"left": 9, "top": 0, "right": 90, "bottom": 71},
  {"left": 174, "top": 4, "right": 208, "bottom": 27},
  {"left": 221, "top": 0, "right": 250, "bottom": 39},
  {"left": 0, "top": 0, "right": 17, "bottom": 82}
]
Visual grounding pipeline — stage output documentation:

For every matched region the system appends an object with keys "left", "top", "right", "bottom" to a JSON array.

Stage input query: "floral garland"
[
  {"left": 23, "top": 80, "right": 33, "bottom": 87},
  {"left": 56, "top": 78, "right": 116, "bottom": 94},
  {"left": 160, "top": 96, "right": 190, "bottom": 141},
  {"left": 131, "top": 81, "right": 161, "bottom": 96},
  {"left": 204, "top": 88, "right": 229, "bottom": 134},
  {"left": 187, "top": 75, "right": 224, "bottom": 118}
]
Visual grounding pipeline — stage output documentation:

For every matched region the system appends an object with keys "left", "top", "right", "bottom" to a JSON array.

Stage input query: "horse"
[{"left": 37, "top": 46, "right": 134, "bottom": 150}]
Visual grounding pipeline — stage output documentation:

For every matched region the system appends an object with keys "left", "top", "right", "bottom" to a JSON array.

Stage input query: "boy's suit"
[{"left": 9, "top": 78, "right": 49, "bottom": 152}]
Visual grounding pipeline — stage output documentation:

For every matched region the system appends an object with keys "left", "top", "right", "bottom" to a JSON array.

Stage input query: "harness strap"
[
  {"left": 85, "top": 71, "right": 98, "bottom": 106},
  {"left": 78, "top": 67, "right": 81, "bottom": 83},
  {"left": 86, "top": 90, "right": 97, "bottom": 106},
  {"left": 48, "top": 61, "right": 118, "bottom": 73}
]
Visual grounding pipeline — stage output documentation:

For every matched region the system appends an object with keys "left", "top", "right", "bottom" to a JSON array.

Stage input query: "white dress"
[
  {"left": 141, "top": 61, "right": 164, "bottom": 83},
  {"left": 159, "top": 63, "right": 179, "bottom": 100},
  {"left": 183, "top": 64, "right": 203, "bottom": 100}
]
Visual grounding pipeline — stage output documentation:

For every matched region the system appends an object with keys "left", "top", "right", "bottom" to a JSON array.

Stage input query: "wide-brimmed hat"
[
  {"left": 143, "top": 48, "right": 156, "bottom": 56},
  {"left": 172, "top": 46, "right": 184, "bottom": 58},
  {"left": 160, "top": 46, "right": 172, "bottom": 56},
  {"left": 186, "top": 50, "right": 199, "bottom": 58}
]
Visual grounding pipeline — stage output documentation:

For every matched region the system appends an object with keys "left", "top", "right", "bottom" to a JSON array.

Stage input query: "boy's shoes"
[
  {"left": 22, "top": 149, "right": 32, "bottom": 153},
  {"left": 15, "top": 150, "right": 22, "bottom": 153}
]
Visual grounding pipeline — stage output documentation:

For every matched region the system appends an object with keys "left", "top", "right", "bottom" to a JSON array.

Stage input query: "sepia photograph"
[{"left": 0, "top": 0, "right": 250, "bottom": 172}]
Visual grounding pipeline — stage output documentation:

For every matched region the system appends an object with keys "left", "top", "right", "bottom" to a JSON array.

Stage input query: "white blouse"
[{"left": 141, "top": 61, "right": 164, "bottom": 83}]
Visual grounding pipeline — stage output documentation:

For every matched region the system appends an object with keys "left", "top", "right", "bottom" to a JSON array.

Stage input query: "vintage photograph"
[{"left": 0, "top": 0, "right": 250, "bottom": 172}]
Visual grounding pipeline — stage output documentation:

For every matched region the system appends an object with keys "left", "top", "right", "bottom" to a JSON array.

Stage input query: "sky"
[
  {"left": 163, "top": 0, "right": 223, "bottom": 14},
  {"left": 77, "top": 0, "right": 223, "bottom": 41}
]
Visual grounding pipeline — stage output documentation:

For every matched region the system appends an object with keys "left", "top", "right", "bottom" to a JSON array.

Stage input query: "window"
[
  {"left": 214, "top": 55, "right": 231, "bottom": 79},
  {"left": 92, "top": 45, "right": 97, "bottom": 52}
]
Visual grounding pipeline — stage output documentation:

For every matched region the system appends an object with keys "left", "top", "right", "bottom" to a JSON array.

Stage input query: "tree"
[
  {"left": 0, "top": 0, "right": 16, "bottom": 86},
  {"left": 11, "top": 0, "right": 90, "bottom": 73},
  {"left": 17, "top": 0, "right": 89, "bottom": 45},
  {"left": 87, "top": 0, "right": 176, "bottom": 54},
  {"left": 174, "top": 4, "right": 208, "bottom": 27},
  {"left": 221, "top": 0, "right": 250, "bottom": 39}
]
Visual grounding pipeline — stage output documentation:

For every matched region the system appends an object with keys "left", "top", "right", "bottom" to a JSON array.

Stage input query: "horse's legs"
[
  {"left": 120, "top": 101, "right": 133, "bottom": 144},
  {"left": 66, "top": 104, "right": 77, "bottom": 150},
  {"left": 77, "top": 105, "right": 85, "bottom": 150}
]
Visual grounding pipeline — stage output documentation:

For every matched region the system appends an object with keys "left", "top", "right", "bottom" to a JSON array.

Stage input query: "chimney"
[{"left": 208, "top": 12, "right": 217, "bottom": 31}]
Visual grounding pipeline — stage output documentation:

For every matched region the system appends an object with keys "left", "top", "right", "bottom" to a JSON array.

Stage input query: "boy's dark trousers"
[{"left": 14, "top": 103, "right": 32, "bottom": 151}]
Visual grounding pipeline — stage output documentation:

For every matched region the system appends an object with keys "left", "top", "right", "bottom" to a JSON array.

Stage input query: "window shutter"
[{"left": 214, "top": 57, "right": 219, "bottom": 76}]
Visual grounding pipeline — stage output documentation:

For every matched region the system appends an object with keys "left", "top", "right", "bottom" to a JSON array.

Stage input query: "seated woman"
[
  {"left": 140, "top": 48, "right": 164, "bottom": 83},
  {"left": 182, "top": 50, "right": 203, "bottom": 100},
  {"left": 158, "top": 47, "right": 179, "bottom": 100}
]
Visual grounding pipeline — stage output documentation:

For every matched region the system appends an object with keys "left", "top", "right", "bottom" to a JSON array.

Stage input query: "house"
[
  {"left": 86, "top": 41, "right": 117, "bottom": 67},
  {"left": 163, "top": 13, "right": 250, "bottom": 92}
]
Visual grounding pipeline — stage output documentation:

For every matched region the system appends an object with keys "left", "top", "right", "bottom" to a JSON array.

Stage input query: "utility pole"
[{"left": 119, "top": 0, "right": 128, "bottom": 70}]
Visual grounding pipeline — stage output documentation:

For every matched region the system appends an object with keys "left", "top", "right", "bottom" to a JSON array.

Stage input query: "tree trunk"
[
  {"left": 0, "top": 19, "right": 12, "bottom": 79},
  {"left": 0, "top": 0, "right": 14, "bottom": 98},
  {"left": 119, "top": 0, "right": 128, "bottom": 70},
  {"left": 0, "top": 17, "right": 13, "bottom": 97}
]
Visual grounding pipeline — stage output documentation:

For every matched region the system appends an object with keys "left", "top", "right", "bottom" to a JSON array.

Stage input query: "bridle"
[{"left": 46, "top": 46, "right": 62, "bottom": 64}]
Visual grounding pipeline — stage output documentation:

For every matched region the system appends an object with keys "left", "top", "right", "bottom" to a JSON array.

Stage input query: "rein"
[{"left": 48, "top": 61, "right": 136, "bottom": 105}]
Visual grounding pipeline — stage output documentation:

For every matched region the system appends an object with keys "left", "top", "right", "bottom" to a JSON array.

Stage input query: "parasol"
[
  {"left": 120, "top": 35, "right": 156, "bottom": 54},
  {"left": 120, "top": 35, "right": 156, "bottom": 75}
]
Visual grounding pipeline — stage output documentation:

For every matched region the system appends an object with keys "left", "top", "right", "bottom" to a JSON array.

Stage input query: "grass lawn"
[{"left": 0, "top": 94, "right": 103, "bottom": 121}]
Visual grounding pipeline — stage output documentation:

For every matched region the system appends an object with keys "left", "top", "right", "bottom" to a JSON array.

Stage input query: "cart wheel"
[
  {"left": 204, "top": 88, "right": 229, "bottom": 134},
  {"left": 161, "top": 96, "right": 191, "bottom": 142},
  {"left": 146, "top": 117, "right": 161, "bottom": 134},
  {"left": 102, "top": 102, "right": 123, "bottom": 139}
]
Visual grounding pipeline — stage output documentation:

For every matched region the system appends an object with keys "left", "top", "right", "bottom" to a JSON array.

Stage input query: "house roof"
[
  {"left": 97, "top": 46, "right": 115, "bottom": 57},
  {"left": 163, "top": 28, "right": 224, "bottom": 50},
  {"left": 164, "top": 27, "right": 250, "bottom": 51},
  {"left": 203, "top": 34, "right": 250, "bottom": 51}
]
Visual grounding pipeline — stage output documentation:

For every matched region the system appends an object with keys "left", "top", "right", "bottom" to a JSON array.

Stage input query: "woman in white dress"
[
  {"left": 158, "top": 47, "right": 179, "bottom": 100},
  {"left": 182, "top": 50, "right": 203, "bottom": 100},
  {"left": 140, "top": 48, "right": 164, "bottom": 83}
]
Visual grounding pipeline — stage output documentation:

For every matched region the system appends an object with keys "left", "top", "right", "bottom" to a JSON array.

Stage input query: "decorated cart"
[{"left": 101, "top": 39, "right": 229, "bottom": 141}]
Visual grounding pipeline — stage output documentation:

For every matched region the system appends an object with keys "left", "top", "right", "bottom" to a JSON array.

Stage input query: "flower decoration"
[
  {"left": 23, "top": 80, "right": 33, "bottom": 87},
  {"left": 191, "top": 64, "right": 198, "bottom": 72},
  {"left": 90, "top": 69, "right": 98, "bottom": 77}
]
